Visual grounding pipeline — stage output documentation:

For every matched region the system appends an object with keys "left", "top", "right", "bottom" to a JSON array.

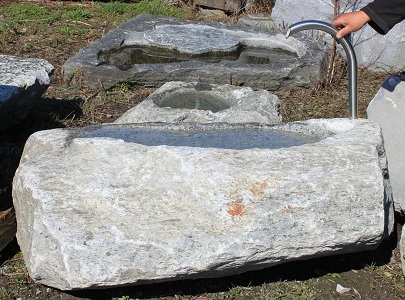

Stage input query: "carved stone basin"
[{"left": 62, "top": 14, "right": 327, "bottom": 90}]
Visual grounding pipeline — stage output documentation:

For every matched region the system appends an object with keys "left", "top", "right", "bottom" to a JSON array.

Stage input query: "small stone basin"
[
  {"left": 115, "top": 81, "right": 282, "bottom": 124},
  {"left": 157, "top": 91, "right": 231, "bottom": 112}
]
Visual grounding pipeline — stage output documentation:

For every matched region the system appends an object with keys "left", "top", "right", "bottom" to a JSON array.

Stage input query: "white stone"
[
  {"left": 271, "top": 0, "right": 405, "bottom": 71},
  {"left": 115, "top": 81, "right": 282, "bottom": 124},
  {"left": 0, "top": 55, "right": 54, "bottom": 130},
  {"left": 13, "top": 119, "right": 393, "bottom": 290},
  {"left": 336, "top": 284, "right": 351, "bottom": 294},
  {"left": 367, "top": 76, "right": 405, "bottom": 212}
]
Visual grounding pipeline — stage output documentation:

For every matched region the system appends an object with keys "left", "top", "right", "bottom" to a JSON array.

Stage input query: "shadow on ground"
[{"left": 0, "top": 97, "right": 83, "bottom": 234}]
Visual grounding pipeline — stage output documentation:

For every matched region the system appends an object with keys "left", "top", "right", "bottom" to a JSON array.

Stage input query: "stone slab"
[
  {"left": 238, "top": 13, "right": 275, "bottom": 30},
  {"left": 271, "top": 0, "right": 405, "bottom": 72},
  {"left": 13, "top": 119, "right": 394, "bottom": 290},
  {"left": 62, "top": 14, "right": 327, "bottom": 90},
  {"left": 194, "top": 0, "right": 243, "bottom": 13},
  {"left": 367, "top": 75, "right": 405, "bottom": 212},
  {"left": 115, "top": 81, "right": 282, "bottom": 124},
  {"left": 0, "top": 55, "right": 54, "bottom": 131}
]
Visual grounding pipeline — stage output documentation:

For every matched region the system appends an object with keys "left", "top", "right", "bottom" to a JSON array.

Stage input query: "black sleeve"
[{"left": 361, "top": 0, "right": 405, "bottom": 34}]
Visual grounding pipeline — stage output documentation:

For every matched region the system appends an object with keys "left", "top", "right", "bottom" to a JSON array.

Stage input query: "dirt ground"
[{"left": 1, "top": 1, "right": 405, "bottom": 299}]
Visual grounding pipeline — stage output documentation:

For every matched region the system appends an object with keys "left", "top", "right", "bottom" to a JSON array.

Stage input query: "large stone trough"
[
  {"left": 13, "top": 119, "right": 393, "bottom": 290},
  {"left": 62, "top": 14, "right": 327, "bottom": 90}
]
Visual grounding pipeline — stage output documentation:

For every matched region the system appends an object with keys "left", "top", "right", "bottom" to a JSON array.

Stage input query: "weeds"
[
  {"left": 67, "top": 8, "right": 92, "bottom": 21},
  {"left": 100, "top": 1, "right": 138, "bottom": 15},
  {"left": 99, "top": 0, "right": 191, "bottom": 19}
]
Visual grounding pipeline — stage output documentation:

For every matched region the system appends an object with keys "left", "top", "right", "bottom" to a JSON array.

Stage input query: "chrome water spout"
[{"left": 286, "top": 20, "right": 358, "bottom": 119}]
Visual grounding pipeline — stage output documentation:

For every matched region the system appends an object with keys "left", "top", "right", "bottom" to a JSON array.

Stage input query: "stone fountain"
[
  {"left": 13, "top": 119, "right": 393, "bottom": 290},
  {"left": 62, "top": 14, "right": 327, "bottom": 90},
  {"left": 115, "top": 81, "right": 282, "bottom": 124},
  {"left": 12, "top": 18, "right": 395, "bottom": 291}
]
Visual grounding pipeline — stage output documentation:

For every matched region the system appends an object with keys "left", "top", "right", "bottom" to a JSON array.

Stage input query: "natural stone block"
[
  {"left": 0, "top": 55, "right": 54, "bottom": 131},
  {"left": 194, "top": 0, "right": 243, "bottom": 13},
  {"left": 271, "top": 0, "right": 405, "bottom": 72},
  {"left": 115, "top": 81, "right": 282, "bottom": 124},
  {"left": 13, "top": 119, "right": 393, "bottom": 290},
  {"left": 62, "top": 14, "right": 327, "bottom": 90},
  {"left": 367, "top": 76, "right": 405, "bottom": 212},
  {"left": 238, "top": 13, "right": 275, "bottom": 30}
]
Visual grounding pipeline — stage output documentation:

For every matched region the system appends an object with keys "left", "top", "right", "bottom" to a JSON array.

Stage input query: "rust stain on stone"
[
  {"left": 283, "top": 204, "right": 293, "bottom": 212},
  {"left": 227, "top": 199, "right": 246, "bottom": 218},
  {"left": 249, "top": 180, "right": 267, "bottom": 196},
  {"left": 249, "top": 178, "right": 282, "bottom": 196}
]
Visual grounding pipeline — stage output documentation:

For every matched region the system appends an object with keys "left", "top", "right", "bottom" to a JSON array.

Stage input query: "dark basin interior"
[
  {"left": 82, "top": 128, "right": 320, "bottom": 150},
  {"left": 98, "top": 45, "right": 298, "bottom": 69},
  {"left": 157, "top": 92, "right": 231, "bottom": 112}
]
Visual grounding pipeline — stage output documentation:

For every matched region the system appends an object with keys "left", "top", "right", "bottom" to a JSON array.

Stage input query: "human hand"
[{"left": 331, "top": 11, "right": 371, "bottom": 38}]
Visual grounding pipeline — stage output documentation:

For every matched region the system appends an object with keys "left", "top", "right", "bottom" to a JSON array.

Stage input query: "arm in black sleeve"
[{"left": 361, "top": 0, "right": 405, "bottom": 34}]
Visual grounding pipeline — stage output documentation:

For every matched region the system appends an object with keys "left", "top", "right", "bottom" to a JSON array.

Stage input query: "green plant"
[
  {"left": 114, "top": 78, "right": 139, "bottom": 92},
  {"left": 0, "top": 19, "right": 17, "bottom": 34},
  {"left": 366, "top": 261, "right": 377, "bottom": 271},
  {"left": 100, "top": 2, "right": 137, "bottom": 15},
  {"left": 325, "top": 272, "right": 341, "bottom": 278},
  {"left": 58, "top": 25, "right": 83, "bottom": 36},
  {"left": 134, "top": 0, "right": 190, "bottom": 18},
  {"left": 0, "top": 286, "right": 10, "bottom": 299},
  {"left": 67, "top": 8, "right": 92, "bottom": 20},
  {"left": 5, "top": 3, "right": 53, "bottom": 22},
  {"left": 115, "top": 296, "right": 133, "bottom": 300}
]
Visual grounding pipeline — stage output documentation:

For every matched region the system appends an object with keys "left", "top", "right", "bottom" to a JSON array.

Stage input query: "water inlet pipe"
[{"left": 286, "top": 20, "right": 358, "bottom": 119}]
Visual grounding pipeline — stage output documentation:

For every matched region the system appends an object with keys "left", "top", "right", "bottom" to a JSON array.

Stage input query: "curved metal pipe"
[{"left": 286, "top": 20, "right": 358, "bottom": 119}]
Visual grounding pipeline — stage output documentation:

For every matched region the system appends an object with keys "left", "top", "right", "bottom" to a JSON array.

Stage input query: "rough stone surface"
[
  {"left": 238, "top": 13, "right": 275, "bottom": 29},
  {"left": 271, "top": 0, "right": 405, "bottom": 71},
  {"left": 143, "top": 25, "right": 241, "bottom": 54},
  {"left": 0, "top": 55, "right": 54, "bottom": 131},
  {"left": 13, "top": 119, "right": 394, "bottom": 290},
  {"left": 367, "top": 75, "right": 405, "bottom": 212},
  {"left": 62, "top": 14, "right": 327, "bottom": 90},
  {"left": 198, "top": 8, "right": 227, "bottom": 18},
  {"left": 194, "top": 0, "right": 243, "bottom": 13},
  {"left": 115, "top": 81, "right": 282, "bottom": 124},
  {"left": 400, "top": 227, "right": 405, "bottom": 276}
]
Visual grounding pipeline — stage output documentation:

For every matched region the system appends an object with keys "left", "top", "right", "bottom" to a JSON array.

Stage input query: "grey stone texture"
[
  {"left": 13, "top": 119, "right": 393, "bottom": 290},
  {"left": 271, "top": 0, "right": 405, "bottom": 72},
  {"left": 400, "top": 227, "right": 405, "bottom": 276},
  {"left": 238, "top": 13, "right": 275, "bottom": 30},
  {"left": 194, "top": 0, "right": 243, "bottom": 13},
  {"left": 0, "top": 55, "right": 54, "bottom": 131},
  {"left": 115, "top": 81, "right": 282, "bottom": 124},
  {"left": 62, "top": 14, "right": 327, "bottom": 90},
  {"left": 367, "top": 75, "right": 405, "bottom": 212}
]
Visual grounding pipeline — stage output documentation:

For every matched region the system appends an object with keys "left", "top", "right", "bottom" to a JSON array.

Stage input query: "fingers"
[
  {"left": 331, "top": 11, "right": 371, "bottom": 38},
  {"left": 336, "top": 27, "right": 352, "bottom": 39}
]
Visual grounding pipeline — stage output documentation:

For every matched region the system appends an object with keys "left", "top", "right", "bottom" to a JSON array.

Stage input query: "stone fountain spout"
[{"left": 286, "top": 20, "right": 358, "bottom": 119}]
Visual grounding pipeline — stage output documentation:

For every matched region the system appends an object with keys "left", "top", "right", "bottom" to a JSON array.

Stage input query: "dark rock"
[{"left": 63, "top": 14, "right": 327, "bottom": 90}]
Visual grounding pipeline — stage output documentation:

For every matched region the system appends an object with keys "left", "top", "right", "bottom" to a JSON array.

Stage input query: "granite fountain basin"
[
  {"left": 13, "top": 119, "right": 393, "bottom": 290},
  {"left": 115, "top": 81, "right": 282, "bottom": 124},
  {"left": 62, "top": 14, "right": 327, "bottom": 90}
]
